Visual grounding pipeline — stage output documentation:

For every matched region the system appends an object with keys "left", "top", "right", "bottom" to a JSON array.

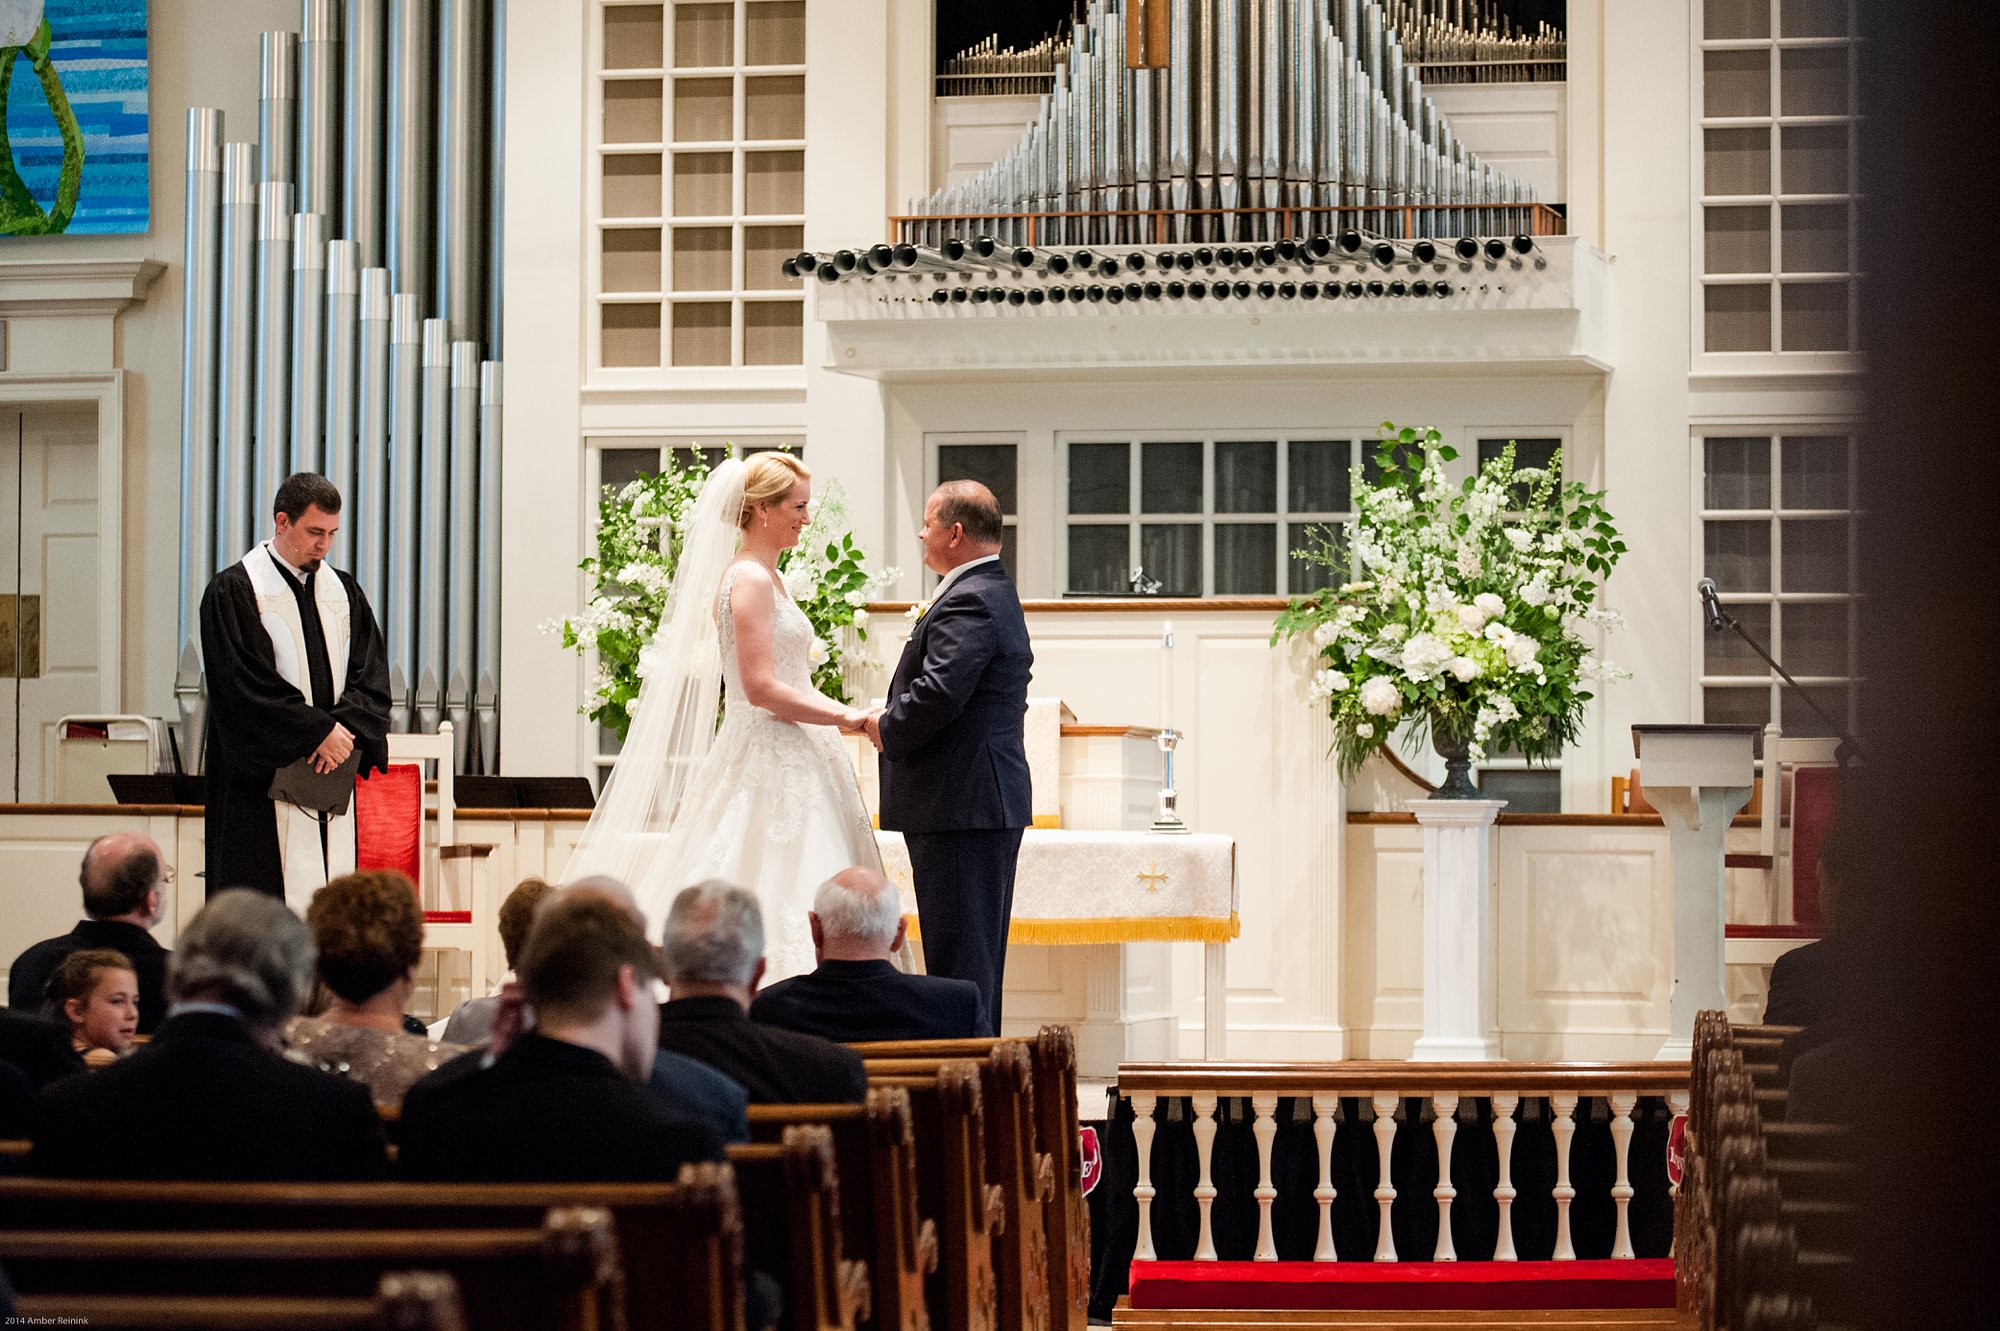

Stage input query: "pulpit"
[{"left": 1632, "top": 723, "right": 1760, "bottom": 1059}]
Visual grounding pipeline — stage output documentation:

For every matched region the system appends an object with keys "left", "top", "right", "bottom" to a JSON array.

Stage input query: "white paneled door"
[{"left": 0, "top": 405, "right": 102, "bottom": 802}]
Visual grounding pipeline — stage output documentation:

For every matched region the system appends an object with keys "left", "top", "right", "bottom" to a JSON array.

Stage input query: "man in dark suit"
[
  {"left": 868, "top": 481, "right": 1032, "bottom": 1038},
  {"left": 658, "top": 883, "right": 868, "bottom": 1104},
  {"left": 752, "top": 867, "right": 985, "bottom": 1043},
  {"left": 399, "top": 891, "right": 725, "bottom": 1181},
  {"left": 1765, "top": 825, "right": 1856, "bottom": 1030},
  {"left": 9, "top": 833, "right": 171, "bottom": 1033},
  {"left": 31, "top": 890, "right": 388, "bottom": 1181}
]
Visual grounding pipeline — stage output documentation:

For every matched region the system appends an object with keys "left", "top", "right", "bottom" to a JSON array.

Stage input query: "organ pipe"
[{"left": 186, "top": 7, "right": 507, "bottom": 770}]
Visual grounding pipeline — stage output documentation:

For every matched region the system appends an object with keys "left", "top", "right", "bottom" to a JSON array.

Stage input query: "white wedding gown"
[{"left": 629, "top": 561, "right": 884, "bottom": 982}]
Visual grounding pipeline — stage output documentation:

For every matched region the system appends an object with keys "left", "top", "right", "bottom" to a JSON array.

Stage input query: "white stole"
[{"left": 241, "top": 543, "right": 356, "bottom": 911}]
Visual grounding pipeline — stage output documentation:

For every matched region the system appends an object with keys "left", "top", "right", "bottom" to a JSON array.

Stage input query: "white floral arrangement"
[
  {"left": 1272, "top": 424, "right": 1630, "bottom": 775},
  {"left": 547, "top": 452, "right": 897, "bottom": 741}
]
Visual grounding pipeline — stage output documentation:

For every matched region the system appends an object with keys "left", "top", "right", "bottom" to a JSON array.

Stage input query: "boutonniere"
[{"left": 906, "top": 598, "right": 933, "bottom": 622}]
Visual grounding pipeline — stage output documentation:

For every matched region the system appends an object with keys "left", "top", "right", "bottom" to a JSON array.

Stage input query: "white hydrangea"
[
  {"left": 1400, "top": 632, "right": 1455, "bottom": 682},
  {"left": 1360, "top": 676, "right": 1403, "bottom": 716},
  {"left": 1520, "top": 575, "right": 1551, "bottom": 607},
  {"left": 1503, "top": 527, "right": 1534, "bottom": 550},
  {"left": 1311, "top": 621, "right": 1341, "bottom": 649},
  {"left": 1308, "top": 668, "right": 1350, "bottom": 702},
  {"left": 1355, "top": 722, "right": 1374, "bottom": 738},
  {"left": 784, "top": 565, "right": 817, "bottom": 601}
]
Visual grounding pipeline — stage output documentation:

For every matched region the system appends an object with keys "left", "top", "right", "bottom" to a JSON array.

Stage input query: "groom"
[{"left": 869, "top": 481, "right": 1032, "bottom": 1037}]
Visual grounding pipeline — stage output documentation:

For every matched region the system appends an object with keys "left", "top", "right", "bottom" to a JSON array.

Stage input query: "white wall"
[{"left": 0, "top": 1, "right": 297, "bottom": 720}]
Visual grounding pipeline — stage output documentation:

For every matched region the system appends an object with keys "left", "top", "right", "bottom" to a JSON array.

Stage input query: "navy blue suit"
[
  {"left": 751, "top": 959, "right": 986, "bottom": 1043},
  {"left": 877, "top": 559, "right": 1032, "bottom": 1036}
]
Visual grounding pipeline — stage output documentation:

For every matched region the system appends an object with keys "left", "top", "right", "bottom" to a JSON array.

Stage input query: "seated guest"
[
  {"left": 0, "top": 1009, "right": 85, "bottom": 1088},
  {"left": 32, "top": 890, "right": 389, "bottom": 1180},
  {"left": 9, "top": 833, "right": 171, "bottom": 1034},
  {"left": 752, "top": 867, "right": 985, "bottom": 1043},
  {"left": 1765, "top": 824, "right": 1858, "bottom": 1030},
  {"left": 438, "top": 875, "right": 555, "bottom": 1046},
  {"left": 398, "top": 891, "right": 725, "bottom": 1181},
  {"left": 658, "top": 882, "right": 867, "bottom": 1104},
  {"left": 44, "top": 949, "right": 140, "bottom": 1067},
  {"left": 284, "top": 871, "right": 463, "bottom": 1109}
]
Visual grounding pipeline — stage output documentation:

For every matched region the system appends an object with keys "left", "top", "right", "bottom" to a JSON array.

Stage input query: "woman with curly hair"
[{"left": 284, "top": 870, "right": 462, "bottom": 1109}]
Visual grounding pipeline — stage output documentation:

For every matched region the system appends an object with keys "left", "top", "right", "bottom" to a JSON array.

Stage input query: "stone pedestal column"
[{"left": 1409, "top": 798, "right": 1506, "bottom": 1062}]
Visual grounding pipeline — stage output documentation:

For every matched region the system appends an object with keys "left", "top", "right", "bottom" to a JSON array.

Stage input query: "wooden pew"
[
  {"left": 747, "top": 1088, "right": 935, "bottom": 1331},
  {"left": 729, "top": 1124, "right": 867, "bottom": 1331},
  {"left": 12, "top": 1270, "right": 467, "bottom": 1331},
  {"left": 851, "top": 1028, "right": 1088, "bottom": 1331},
  {"left": 867, "top": 1046, "right": 1051, "bottom": 1331},
  {"left": 866, "top": 1059, "right": 1003, "bottom": 1331},
  {"left": 0, "top": 1163, "right": 747, "bottom": 1331},
  {"left": 0, "top": 1208, "right": 617, "bottom": 1331}
]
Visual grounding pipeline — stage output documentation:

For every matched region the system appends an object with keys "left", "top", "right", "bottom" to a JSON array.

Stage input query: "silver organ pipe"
[
  {"left": 288, "top": 211, "right": 328, "bottom": 473},
  {"left": 178, "top": 108, "right": 223, "bottom": 651},
  {"left": 184, "top": 4, "right": 508, "bottom": 770},
  {"left": 215, "top": 143, "right": 258, "bottom": 573},
  {"left": 919, "top": 0, "right": 1544, "bottom": 248}
]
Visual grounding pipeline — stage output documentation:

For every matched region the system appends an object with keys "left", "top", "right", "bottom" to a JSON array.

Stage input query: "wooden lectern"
[{"left": 1633, "top": 724, "right": 1761, "bottom": 1059}]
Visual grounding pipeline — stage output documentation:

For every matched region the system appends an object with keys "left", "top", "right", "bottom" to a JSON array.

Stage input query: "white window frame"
[
  {"left": 924, "top": 432, "right": 1029, "bottom": 592},
  {"left": 1691, "top": 0, "right": 1862, "bottom": 372},
  {"left": 1689, "top": 425, "right": 1861, "bottom": 739}
]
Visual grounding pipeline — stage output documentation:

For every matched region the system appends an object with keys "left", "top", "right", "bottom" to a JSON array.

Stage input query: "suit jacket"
[
  {"left": 1763, "top": 935, "right": 1856, "bottom": 1028},
  {"left": 0, "top": 1009, "right": 87, "bottom": 1088},
  {"left": 397, "top": 1032, "right": 726, "bottom": 1182},
  {"left": 751, "top": 959, "right": 985, "bottom": 1044},
  {"left": 877, "top": 560, "right": 1033, "bottom": 832},
  {"left": 658, "top": 995, "right": 867, "bottom": 1104},
  {"left": 8, "top": 919, "right": 171, "bottom": 1034},
  {"left": 650, "top": 1048, "right": 751, "bottom": 1144},
  {"left": 31, "top": 1011, "right": 389, "bottom": 1181}
]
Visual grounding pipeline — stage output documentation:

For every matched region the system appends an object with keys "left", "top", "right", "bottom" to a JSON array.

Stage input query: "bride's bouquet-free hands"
[{"left": 840, "top": 705, "right": 886, "bottom": 751}]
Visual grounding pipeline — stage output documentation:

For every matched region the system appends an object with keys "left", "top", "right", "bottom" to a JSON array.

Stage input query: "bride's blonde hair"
[{"left": 738, "top": 452, "right": 810, "bottom": 529}]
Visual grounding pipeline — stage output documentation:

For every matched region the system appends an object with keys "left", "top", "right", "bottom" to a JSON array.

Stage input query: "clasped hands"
[
  {"left": 839, "top": 706, "right": 886, "bottom": 752},
  {"left": 311, "top": 721, "right": 356, "bottom": 774}
]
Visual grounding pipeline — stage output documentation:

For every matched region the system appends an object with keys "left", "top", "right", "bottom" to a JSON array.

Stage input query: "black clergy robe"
[{"left": 199, "top": 546, "right": 390, "bottom": 904}]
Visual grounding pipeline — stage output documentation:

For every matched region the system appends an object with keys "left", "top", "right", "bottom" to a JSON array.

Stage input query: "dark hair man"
[
  {"left": 198, "top": 473, "right": 391, "bottom": 911},
  {"left": 8, "top": 833, "right": 172, "bottom": 1034}
]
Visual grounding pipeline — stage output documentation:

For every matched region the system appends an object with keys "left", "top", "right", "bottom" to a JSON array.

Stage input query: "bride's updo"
[{"left": 738, "top": 452, "right": 810, "bottom": 529}]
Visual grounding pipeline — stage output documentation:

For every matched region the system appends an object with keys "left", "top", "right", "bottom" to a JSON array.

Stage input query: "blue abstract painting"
[{"left": 1, "top": 0, "right": 149, "bottom": 236}]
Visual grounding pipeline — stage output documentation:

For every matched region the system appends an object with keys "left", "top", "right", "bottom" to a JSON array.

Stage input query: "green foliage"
[{"left": 1271, "top": 423, "right": 1630, "bottom": 777}]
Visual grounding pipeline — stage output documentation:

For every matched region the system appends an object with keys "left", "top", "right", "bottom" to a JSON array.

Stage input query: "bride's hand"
[{"left": 837, "top": 708, "right": 869, "bottom": 733}]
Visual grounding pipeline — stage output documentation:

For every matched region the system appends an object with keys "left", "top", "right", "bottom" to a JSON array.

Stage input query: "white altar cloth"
[{"left": 874, "top": 829, "right": 1238, "bottom": 945}]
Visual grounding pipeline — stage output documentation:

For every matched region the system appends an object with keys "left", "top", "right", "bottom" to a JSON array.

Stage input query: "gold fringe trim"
[
  {"left": 903, "top": 912, "right": 1239, "bottom": 946},
  {"left": 873, "top": 815, "right": 1063, "bottom": 829}
]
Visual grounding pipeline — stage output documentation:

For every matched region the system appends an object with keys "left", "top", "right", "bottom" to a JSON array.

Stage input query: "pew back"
[{"left": 10, "top": 1269, "right": 468, "bottom": 1331}]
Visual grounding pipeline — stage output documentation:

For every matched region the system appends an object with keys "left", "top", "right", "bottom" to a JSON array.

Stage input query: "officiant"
[{"left": 199, "top": 473, "right": 391, "bottom": 911}]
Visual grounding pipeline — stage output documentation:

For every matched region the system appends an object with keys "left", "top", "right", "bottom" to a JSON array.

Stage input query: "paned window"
[
  {"left": 1698, "top": 431, "right": 1858, "bottom": 736},
  {"left": 1698, "top": 0, "right": 1858, "bottom": 354},
  {"left": 595, "top": 1, "right": 806, "bottom": 370},
  {"left": 934, "top": 442, "right": 1021, "bottom": 578}
]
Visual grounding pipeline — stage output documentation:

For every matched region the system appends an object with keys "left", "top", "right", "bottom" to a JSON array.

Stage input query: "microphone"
[{"left": 1698, "top": 578, "right": 1727, "bottom": 632}]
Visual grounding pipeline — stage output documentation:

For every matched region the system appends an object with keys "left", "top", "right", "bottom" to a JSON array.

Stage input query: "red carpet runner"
[{"left": 1126, "top": 1259, "right": 1676, "bottom": 1312}]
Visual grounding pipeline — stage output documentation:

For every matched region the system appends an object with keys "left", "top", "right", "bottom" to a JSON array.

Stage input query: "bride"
[{"left": 562, "top": 453, "right": 885, "bottom": 980}]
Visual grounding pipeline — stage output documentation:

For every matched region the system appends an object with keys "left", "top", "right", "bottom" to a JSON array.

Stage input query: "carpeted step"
[{"left": 1124, "top": 1259, "right": 1676, "bottom": 1313}]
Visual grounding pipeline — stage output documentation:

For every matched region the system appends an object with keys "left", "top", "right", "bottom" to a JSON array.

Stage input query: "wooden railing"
[{"left": 1117, "top": 1061, "right": 1690, "bottom": 1266}]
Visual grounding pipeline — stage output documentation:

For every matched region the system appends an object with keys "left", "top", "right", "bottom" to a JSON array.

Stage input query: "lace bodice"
[{"left": 717, "top": 562, "right": 816, "bottom": 726}]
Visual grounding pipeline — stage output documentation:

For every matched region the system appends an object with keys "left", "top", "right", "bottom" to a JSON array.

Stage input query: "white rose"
[
  {"left": 1449, "top": 656, "right": 1480, "bottom": 682},
  {"left": 1456, "top": 603, "right": 1488, "bottom": 634},
  {"left": 1360, "top": 676, "right": 1402, "bottom": 717},
  {"left": 0, "top": 2, "right": 41, "bottom": 47},
  {"left": 1506, "top": 637, "right": 1540, "bottom": 668},
  {"left": 852, "top": 608, "right": 870, "bottom": 629},
  {"left": 1355, "top": 722, "right": 1374, "bottom": 738},
  {"left": 807, "top": 636, "right": 830, "bottom": 666},
  {"left": 1475, "top": 593, "right": 1506, "bottom": 618}
]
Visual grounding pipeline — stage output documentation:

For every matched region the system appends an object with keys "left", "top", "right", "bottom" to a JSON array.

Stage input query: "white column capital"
[{"left": 1408, "top": 797, "right": 1507, "bottom": 828}]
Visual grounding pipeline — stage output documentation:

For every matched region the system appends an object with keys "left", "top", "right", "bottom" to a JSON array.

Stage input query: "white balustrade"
[{"left": 1115, "top": 1063, "right": 1690, "bottom": 1266}]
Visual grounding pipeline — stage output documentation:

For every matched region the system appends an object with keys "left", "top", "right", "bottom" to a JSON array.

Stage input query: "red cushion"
[
  {"left": 1126, "top": 1259, "right": 1676, "bottom": 1311},
  {"left": 1789, "top": 765, "right": 1842, "bottom": 927},
  {"left": 355, "top": 763, "right": 423, "bottom": 886}
]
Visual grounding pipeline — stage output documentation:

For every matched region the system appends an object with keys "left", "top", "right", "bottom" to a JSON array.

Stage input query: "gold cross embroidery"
[{"left": 1137, "top": 861, "right": 1169, "bottom": 892}]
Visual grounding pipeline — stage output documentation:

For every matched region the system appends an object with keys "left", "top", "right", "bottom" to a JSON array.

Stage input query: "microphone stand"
[{"left": 1706, "top": 606, "right": 1864, "bottom": 768}]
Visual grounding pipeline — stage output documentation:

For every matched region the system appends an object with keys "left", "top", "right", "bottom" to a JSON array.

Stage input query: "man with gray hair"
[
  {"left": 31, "top": 889, "right": 388, "bottom": 1181},
  {"left": 751, "top": 867, "right": 985, "bottom": 1043},
  {"left": 656, "top": 881, "right": 867, "bottom": 1103}
]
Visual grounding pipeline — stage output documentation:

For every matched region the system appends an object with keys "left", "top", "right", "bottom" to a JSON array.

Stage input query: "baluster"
[
  {"left": 1491, "top": 1092, "right": 1519, "bottom": 1261},
  {"left": 1609, "top": 1092, "right": 1637, "bottom": 1259},
  {"left": 1312, "top": 1096, "right": 1339, "bottom": 1261},
  {"left": 1371, "top": 1092, "right": 1399, "bottom": 1262},
  {"left": 1667, "top": 1090, "right": 1688, "bottom": 1259},
  {"left": 1192, "top": 1092, "right": 1220, "bottom": 1261},
  {"left": 1252, "top": 1093, "right": 1280, "bottom": 1261},
  {"left": 1551, "top": 1092, "right": 1579, "bottom": 1261},
  {"left": 1131, "top": 1092, "right": 1158, "bottom": 1261},
  {"left": 1431, "top": 1093, "right": 1459, "bottom": 1261}
]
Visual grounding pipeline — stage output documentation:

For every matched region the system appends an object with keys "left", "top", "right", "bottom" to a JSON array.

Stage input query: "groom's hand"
[{"left": 863, "top": 710, "right": 884, "bottom": 752}]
